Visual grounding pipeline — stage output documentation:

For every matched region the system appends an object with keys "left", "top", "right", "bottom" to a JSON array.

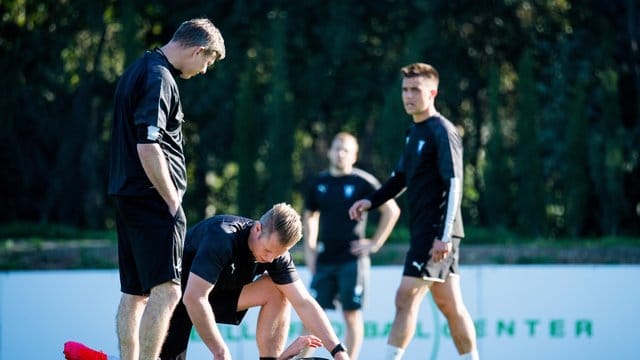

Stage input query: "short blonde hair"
[
  {"left": 401, "top": 63, "right": 439, "bottom": 81},
  {"left": 259, "top": 203, "right": 303, "bottom": 247}
]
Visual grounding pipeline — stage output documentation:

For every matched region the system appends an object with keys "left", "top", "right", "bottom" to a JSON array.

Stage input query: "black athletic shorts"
[
  {"left": 403, "top": 232, "right": 461, "bottom": 282},
  {"left": 113, "top": 194, "right": 185, "bottom": 295},
  {"left": 160, "top": 286, "right": 248, "bottom": 360},
  {"left": 310, "top": 257, "right": 369, "bottom": 311}
]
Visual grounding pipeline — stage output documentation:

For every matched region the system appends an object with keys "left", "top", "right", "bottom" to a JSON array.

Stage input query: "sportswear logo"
[
  {"left": 344, "top": 185, "right": 355, "bottom": 198},
  {"left": 412, "top": 261, "right": 424, "bottom": 271},
  {"left": 147, "top": 125, "right": 162, "bottom": 141},
  {"left": 317, "top": 184, "right": 327, "bottom": 194},
  {"left": 417, "top": 140, "right": 425, "bottom": 154},
  {"left": 230, "top": 263, "right": 236, "bottom": 274},
  {"left": 354, "top": 284, "right": 363, "bottom": 295}
]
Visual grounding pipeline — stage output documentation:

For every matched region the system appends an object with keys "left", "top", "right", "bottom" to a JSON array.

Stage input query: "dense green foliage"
[
  {"left": 514, "top": 50, "right": 545, "bottom": 236},
  {"left": 482, "top": 63, "right": 511, "bottom": 228},
  {"left": 1, "top": 0, "right": 638, "bottom": 240}
]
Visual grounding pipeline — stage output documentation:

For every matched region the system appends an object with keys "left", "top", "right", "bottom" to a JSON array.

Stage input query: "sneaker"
[{"left": 63, "top": 341, "right": 107, "bottom": 360}]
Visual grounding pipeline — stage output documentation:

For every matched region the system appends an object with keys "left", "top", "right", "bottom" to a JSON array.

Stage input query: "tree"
[
  {"left": 590, "top": 68, "right": 626, "bottom": 235},
  {"left": 482, "top": 63, "right": 512, "bottom": 228},
  {"left": 564, "top": 80, "right": 589, "bottom": 237},
  {"left": 264, "top": 10, "right": 295, "bottom": 206},
  {"left": 0, "top": 0, "right": 637, "bottom": 238},
  {"left": 514, "top": 50, "right": 545, "bottom": 237},
  {"left": 234, "top": 58, "right": 261, "bottom": 218}
]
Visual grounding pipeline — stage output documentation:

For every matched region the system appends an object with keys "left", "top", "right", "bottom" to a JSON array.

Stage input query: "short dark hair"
[
  {"left": 401, "top": 63, "right": 439, "bottom": 81},
  {"left": 171, "top": 18, "right": 226, "bottom": 60}
]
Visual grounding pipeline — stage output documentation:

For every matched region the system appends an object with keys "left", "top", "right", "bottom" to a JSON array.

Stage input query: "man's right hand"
[
  {"left": 278, "top": 335, "right": 323, "bottom": 360},
  {"left": 348, "top": 199, "right": 371, "bottom": 221}
]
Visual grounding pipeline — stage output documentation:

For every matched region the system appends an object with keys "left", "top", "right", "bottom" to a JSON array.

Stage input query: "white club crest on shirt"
[
  {"left": 343, "top": 184, "right": 355, "bottom": 198},
  {"left": 317, "top": 184, "right": 327, "bottom": 194},
  {"left": 147, "top": 125, "right": 162, "bottom": 141},
  {"left": 417, "top": 140, "right": 426, "bottom": 154}
]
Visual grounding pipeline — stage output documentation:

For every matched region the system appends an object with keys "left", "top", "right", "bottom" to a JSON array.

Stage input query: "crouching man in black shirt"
[{"left": 160, "top": 203, "right": 349, "bottom": 360}]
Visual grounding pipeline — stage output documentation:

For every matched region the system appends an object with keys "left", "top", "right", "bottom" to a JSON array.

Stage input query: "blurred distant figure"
[{"left": 302, "top": 132, "right": 400, "bottom": 359}]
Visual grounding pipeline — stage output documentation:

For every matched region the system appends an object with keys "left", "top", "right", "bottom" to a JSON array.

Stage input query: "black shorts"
[
  {"left": 402, "top": 233, "right": 461, "bottom": 282},
  {"left": 113, "top": 194, "right": 186, "bottom": 295},
  {"left": 209, "top": 287, "right": 249, "bottom": 325},
  {"left": 160, "top": 286, "right": 248, "bottom": 360},
  {"left": 310, "top": 257, "right": 369, "bottom": 311}
]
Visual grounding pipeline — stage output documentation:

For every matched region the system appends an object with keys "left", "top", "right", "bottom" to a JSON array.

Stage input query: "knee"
[
  {"left": 119, "top": 293, "right": 148, "bottom": 311},
  {"left": 343, "top": 310, "right": 362, "bottom": 329},
  {"left": 394, "top": 289, "right": 418, "bottom": 312},
  {"left": 264, "top": 281, "right": 289, "bottom": 310},
  {"left": 435, "top": 300, "right": 453, "bottom": 316},
  {"left": 433, "top": 296, "right": 464, "bottom": 318},
  {"left": 151, "top": 282, "right": 182, "bottom": 307}
]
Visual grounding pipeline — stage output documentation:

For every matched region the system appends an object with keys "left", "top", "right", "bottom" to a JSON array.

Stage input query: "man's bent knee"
[
  {"left": 265, "top": 286, "right": 289, "bottom": 309},
  {"left": 262, "top": 287, "right": 290, "bottom": 319}
]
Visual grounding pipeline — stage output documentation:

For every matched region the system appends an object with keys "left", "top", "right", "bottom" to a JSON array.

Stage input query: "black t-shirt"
[
  {"left": 369, "top": 114, "right": 465, "bottom": 240},
  {"left": 183, "top": 215, "right": 299, "bottom": 291},
  {"left": 108, "top": 49, "right": 187, "bottom": 198},
  {"left": 304, "top": 169, "right": 379, "bottom": 264}
]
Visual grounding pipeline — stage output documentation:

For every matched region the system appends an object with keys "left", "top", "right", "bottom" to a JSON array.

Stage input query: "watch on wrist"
[{"left": 330, "top": 343, "right": 346, "bottom": 357}]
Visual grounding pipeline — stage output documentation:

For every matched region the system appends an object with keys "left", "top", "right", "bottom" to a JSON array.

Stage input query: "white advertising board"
[{"left": 1, "top": 265, "right": 639, "bottom": 359}]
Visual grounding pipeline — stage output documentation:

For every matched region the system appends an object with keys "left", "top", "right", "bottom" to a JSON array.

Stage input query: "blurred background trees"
[{"left": 0, "top": 0, "right": 638, "bottom": 240}]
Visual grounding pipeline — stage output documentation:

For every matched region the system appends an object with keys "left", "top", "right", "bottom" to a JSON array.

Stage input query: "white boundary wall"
[{"left": 1, "top": 265, "right": 639, "bottom": 359}]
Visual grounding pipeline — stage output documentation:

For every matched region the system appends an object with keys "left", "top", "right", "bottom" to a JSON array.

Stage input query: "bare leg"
[
  {"left": 387, "top": 276, "right": 431, "bottom": 348},
  {"left": 238, "top": 276, "right": 290, "bottom": 357},
  {"left": 138, "top": 282, "right": 181, "bottom": 360},
  {"left": 431, "top": 275, "right": 477, "bottom": 354},
  {"left": 116, "top": 294, "right": 147, "bottom": 360},
  {"left": 343, "top": 309, "right": 363, "bottom": 359}
]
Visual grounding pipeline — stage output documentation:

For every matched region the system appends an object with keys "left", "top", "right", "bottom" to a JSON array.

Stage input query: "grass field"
[{"left": 1, "top": 222, "right": 639, "bottom": 270}]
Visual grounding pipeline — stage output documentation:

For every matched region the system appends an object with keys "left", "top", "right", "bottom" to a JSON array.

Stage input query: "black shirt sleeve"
[
  {"left": 190, "top": 229, "right": 233, "bottom": 285},
  {"left": 434, "top": 121, "right": 464, "bottom": 241},
  {"left": 265, "top": 252, "right": 299, "bottom": 285},
  {"left": 367, "top": 167, "right": 406, "bottom": 210},
  {"left": 133, "top": 66, "right": 173, "bottom": 132}
]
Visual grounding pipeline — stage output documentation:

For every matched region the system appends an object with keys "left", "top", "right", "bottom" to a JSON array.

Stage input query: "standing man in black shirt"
[
  {"left": 349, "top": 63, "right": 479, "bottom": 360},
  {"left": 108, "top": 18, "right": 225, "bottom": 360},
  {"left": 302, "top": 132, "right": 400, "bottom": 359},
  {"left": 159, "top": 203, "right": 349, "bottom": 360}
]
